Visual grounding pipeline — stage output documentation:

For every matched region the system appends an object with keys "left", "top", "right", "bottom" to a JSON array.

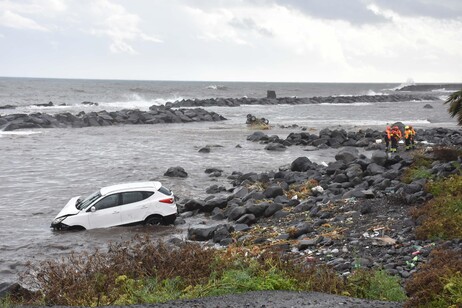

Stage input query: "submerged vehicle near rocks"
[
  {"left": 246, "top": 114, "right": 270, "bottom": 130},
  {"left": 51, "top": 181, "right": 177, "bottom": 230}
]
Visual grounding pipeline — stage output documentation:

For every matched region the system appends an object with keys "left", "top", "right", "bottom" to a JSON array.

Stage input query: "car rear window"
[{"left": 158, "top": 186, "right": 172, "bottom": 196}]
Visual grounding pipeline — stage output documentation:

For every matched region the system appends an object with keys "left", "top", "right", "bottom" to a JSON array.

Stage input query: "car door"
[
  {"left": 119, "top": 191, "right": 152, "bottom": 224},
  {"left": 87, "top": 193, "right": 121, "bottom": 229}
]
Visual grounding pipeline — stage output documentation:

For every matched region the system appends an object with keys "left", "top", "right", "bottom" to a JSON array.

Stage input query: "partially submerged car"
[{"left": 51, "top": 181, "right": 177, "bottom": 230}]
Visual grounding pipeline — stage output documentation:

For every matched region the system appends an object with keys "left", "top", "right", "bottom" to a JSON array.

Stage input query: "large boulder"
[
  {"left": 187, "top": 225, "right": 218, "bottom": 241},
  {"left": 164, "top": 166, "right": 188, "bottom": 178},
  {"left": 228, "top": 206, "right": 247, "bottom": 221},
  {"left": 265, "top": 143, "right": 287, "bottom": 151},
  {"left": 291, "top": 157, "right": 313, "bottom": 172},
  {"left": 202, "top": 195, "right": 229, "bottom": 212},
  {"left": 247, "top": 131, "right": 267, "bottom": 142},
  {"left": 346, "top": 164, "right": 363, "bottom": 183},
  {"left": 371, "top": 151, "right": 388, "bottom": 166},
  {"left": 335, "top": 148, "right": 359, "bottom": 164},
  {"left": 183, "top": 199, "right": 204, "bottom": 212},
  {"left": 263, "top": 186, "right": 284, "bottom": 198}
]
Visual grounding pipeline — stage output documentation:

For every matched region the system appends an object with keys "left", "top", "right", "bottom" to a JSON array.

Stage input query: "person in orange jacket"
[
  {"left": 404, "top": 126, "right": 412, "bottom": 151},
  {"left": 390, "top": 126, "right": 402, "bottom": 153},
  {"left": 409, "top": 125, "right": 416, "bottom": 149}
]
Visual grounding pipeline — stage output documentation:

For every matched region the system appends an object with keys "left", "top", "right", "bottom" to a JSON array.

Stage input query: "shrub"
[
  {"left": 401, "top": 166, "right": 433, "bottom": 184},
  {"left": 401, "top": 151, "right": 434, "bottom": 184},
  {"left": 432, "top": 146, "right": 462, "bottom": 162},
  {"left": 411, "top": 175, "right": 462, "bottom": 240},
  {"left": 21, "top": 236, "right": 215, "bottom": 306},
  {"left": 405, "top": 248, "right": 462, "bottom": 307},
  {"left": 346, "top": 269, "right": 407, "bottom": 302},
  {"left": 186, "top": 266, "right": 296, "bottom": 299},
  {"left": 16, "top": 238, "right": 410, "bottom": 306}
]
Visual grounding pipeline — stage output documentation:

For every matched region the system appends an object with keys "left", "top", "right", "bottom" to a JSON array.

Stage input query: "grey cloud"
[
  {"left": 228, "top": 17, "right": 273, "bottom": 37},
  {"left": 372, "top": 0, "right": 462, "bottom": 19},
  {"left": 272, "top": 0, "right": 388, "bottom": 24}
]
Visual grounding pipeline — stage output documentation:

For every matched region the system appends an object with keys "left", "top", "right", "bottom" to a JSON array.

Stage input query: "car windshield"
[{"left": 76, "top": 191, "right": 101, "bottom": 210}]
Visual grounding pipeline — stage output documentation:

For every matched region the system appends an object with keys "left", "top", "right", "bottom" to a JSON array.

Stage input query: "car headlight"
[{"left": 52, "top": 216, "right": 67, "bottom": 225}]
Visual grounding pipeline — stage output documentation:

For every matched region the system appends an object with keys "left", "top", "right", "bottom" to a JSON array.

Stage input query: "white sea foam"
[
  {"left": 0, "top": 130, "right": 41, "bottom": 137},
  {"left": 438, "top": 95, "right": 449, "bottom": 101},
  {"left": 299, "top": 119, "right": 431, "bottom": 126},
  {"left": 98, "top": 95, "right": 184, "bottom": 110},
  {"left": 391, "top": 79, "right": 415, "bottom": 91},
  {"left": 319, "top": 102, "right": 373, "bottom": 106},
  {"left": 206, "top": 84, "right": 228, "bottom": 90}
]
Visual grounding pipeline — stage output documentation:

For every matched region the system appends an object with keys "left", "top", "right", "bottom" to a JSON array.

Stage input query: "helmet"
[
  {"left": 393, "top": 126, "right": 399, "bottom": 130},
  {"left": 405, "top": 126, "right": 409, "bottom": 129},
  {"left": 386, "top": 126, "right": 391, "bottom": 130}
]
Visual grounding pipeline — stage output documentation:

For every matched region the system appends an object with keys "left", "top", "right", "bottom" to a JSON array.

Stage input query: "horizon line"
[{"left": 2, "top": 75, "right": 462, "bottom": 84}]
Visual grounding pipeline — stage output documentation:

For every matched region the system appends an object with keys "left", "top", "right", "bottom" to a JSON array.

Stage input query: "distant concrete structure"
[{"left": 267, "top": 90, "right": 276, "bottom": 99}]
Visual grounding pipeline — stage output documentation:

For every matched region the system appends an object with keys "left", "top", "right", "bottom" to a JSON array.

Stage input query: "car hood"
[{"left": 54, "top": 196, "right": 81, "bottom": 218}]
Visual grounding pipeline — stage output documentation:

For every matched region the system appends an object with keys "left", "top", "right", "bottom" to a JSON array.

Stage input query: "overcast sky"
[{"left": 0, "top": 0, "right": 461, "bottom": 82}]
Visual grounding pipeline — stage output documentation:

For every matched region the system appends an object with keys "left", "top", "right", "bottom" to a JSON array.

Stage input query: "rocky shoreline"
[
  {"left": 175, "top": 126, "right": 461, "bottom": 283},
  {"left": 1, "top": 125, "right": 461, "bottom": 306},
  {"left": 0, "top": 106, "right": 226, "bottom": 131}
]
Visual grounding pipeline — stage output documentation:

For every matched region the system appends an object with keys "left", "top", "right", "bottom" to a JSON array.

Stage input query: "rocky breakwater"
[
  {"left": 397, "top": 84, "right": 462, "bottom": 92},
  {"left": 0, "top": 106, "right": 226, "bottom": 131},
  {"left": 165, "top": 94, "right": 439, "bottom": 108},
  {"left": 178, "top": 128, "right": 461, "bottom": 280}
]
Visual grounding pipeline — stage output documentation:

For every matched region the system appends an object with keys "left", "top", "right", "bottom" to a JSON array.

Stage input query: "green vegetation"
[
  {"left": 0, "top": 296, "right": 12, "bottom": 308},
  {"left": 401, "top": 150, "right": 434, "bottom": 183},
  {"left": 346, "top": 269, "right": 407, "bottom": 302},
  {"left": 405, "top": 248, "right": 462, "bottom": 308},
  {"left": 411, "top": 175, "right": 462, "bottom": 240},
  {"left": 445, "top": 89, "right": 462, "bottom": 126},
  {"left": 404, "top": 147, "right": 462, "bottom": 307},
  {"left": 11, "top": 237, "right": 406, "bottom": 306}
]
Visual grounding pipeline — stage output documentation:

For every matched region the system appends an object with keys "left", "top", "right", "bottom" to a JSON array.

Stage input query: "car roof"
[{"left": 100, "top": 181, "right": 162, "bottom": 195}]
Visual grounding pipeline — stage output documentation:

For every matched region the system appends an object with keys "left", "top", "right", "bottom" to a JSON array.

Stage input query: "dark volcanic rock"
[
  {"left": 0, "top": 106, "right": 226, "bottom": 131},
  {"left": 267, "top": 90, "right": 277, "bottom": 99},
  {"left": 187, "top": 225, "right": 218, "bottom": 241},
  {"left": 291, "top": 157, "right": 314, "bottom": 172},
  {"left": 164, "top": 166, "right": 188, "bottom": 178}
]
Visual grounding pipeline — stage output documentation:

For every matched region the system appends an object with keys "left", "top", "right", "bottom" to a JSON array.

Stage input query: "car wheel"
[
  {"left": 145, "top": 215, "right": 163, "bottom": 226},
  {"left": 163, "top": 214, "right": 176, "bottom": 225}
]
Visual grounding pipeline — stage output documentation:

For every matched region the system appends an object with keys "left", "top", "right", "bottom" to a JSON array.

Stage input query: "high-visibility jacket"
[
  {"left": 385, "top": 128, "right": 391, "bottom": 139},
  {"left": 404, "top": 129, "right": 412, "bottom": 139},
  {"left": 391, "top": 129, "right": 401, "bottom": 139}
]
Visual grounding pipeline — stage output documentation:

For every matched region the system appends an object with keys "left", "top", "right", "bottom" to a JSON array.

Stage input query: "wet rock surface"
[
  {"left": 0, "top": 106, "right": 226, "bottom": 131},
  {"left": 164, "top": 94, "right": 439, "bottom": 108},
  {"left": 248, "top": 127, "right": 462, "bottom": 148}
]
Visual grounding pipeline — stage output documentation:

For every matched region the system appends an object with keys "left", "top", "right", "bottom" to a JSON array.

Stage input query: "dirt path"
[{"left": 123, "top": 291, "right": 402, "bottom": 308}]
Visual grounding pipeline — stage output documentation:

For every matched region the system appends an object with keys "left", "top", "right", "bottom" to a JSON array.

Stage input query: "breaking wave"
[
  {"left": 206, "top": 84, "right": 228, "bottom": 91},
  {"left": 391, "top": 79, "right": 415, "bottom": 91}
]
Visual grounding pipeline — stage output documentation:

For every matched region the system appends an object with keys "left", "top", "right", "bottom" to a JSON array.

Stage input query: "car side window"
[
  {"left": 121, "top": 191, "right": 154, "bottom": 205},
  {"left": 93, "top": 194, "right": 120, "bottom": 210}
]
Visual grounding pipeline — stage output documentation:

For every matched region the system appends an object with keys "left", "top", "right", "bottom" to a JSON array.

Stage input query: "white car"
[{"left": 51, "top": 181, "right": 177, "bottom": 230}]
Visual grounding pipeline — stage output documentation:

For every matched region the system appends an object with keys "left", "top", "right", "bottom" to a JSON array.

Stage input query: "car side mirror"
[{"left": 90, "top": 206, "right": 96, "bottom": 213}]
